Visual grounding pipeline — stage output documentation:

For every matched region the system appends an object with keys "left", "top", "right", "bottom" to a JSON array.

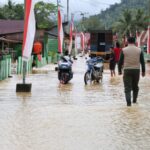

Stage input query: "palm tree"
[
  {"left": 113, "top": 8, "right": 148, "bottom": 37},
  {"left": 133, "top": 9, "right": 148, "bottom": 32},
  {"left": 113, "top": 9, "right": 133, "bottom": 37}
]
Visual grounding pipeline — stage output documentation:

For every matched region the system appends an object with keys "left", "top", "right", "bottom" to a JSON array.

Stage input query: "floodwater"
[{"left": 0, "top": 56, "right": 150, "bottom": 150}]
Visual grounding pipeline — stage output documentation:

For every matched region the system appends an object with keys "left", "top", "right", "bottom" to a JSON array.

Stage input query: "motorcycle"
[
  {"left": 84, "top": 56, "right": 103, "bottom": 85},
  {"left": 58, "top": 55, "right": 73, "bottom": 84}
]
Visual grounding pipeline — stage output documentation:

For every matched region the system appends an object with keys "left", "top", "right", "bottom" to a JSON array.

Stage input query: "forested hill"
[{"left": 98, "top": 0, "right": 150, "bottom": 29}]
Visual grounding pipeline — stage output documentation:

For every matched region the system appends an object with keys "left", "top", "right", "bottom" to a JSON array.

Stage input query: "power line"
[{"left": 81, "top": 0, "right": 121, "bottom": 6}]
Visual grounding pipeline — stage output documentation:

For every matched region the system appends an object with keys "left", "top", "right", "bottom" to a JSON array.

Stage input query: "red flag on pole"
[
  {"left": 68, "top": 15, "right": 74, "bottom": 55},
  {"left": 147, "top": 25, "right": 150, "bottom": 54},
  {"left": 81, "top": 32, "right": 85, "bottom": 51},
  {"left": 58, "top": 7, "right": 64, "bottom": 54},
  {"left": 22, "top": 0, "right": 36, "bottom": 61},
  {"left": 136, "top": 30, "right": 141, "bottom": 47}
]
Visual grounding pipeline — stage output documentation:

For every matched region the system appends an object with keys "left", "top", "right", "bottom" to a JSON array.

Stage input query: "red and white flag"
[
  {"left": 68, "top": 15, "right": 74, "bottom": 54},
  {"left": 22, "top": 0, "right": 36, "bottom": 61},
  {"left": 81, "top": 32, "right": 85, "bottom": 51},
  {"left": 122, "top": 35, "right": 127, "bottom": 47},
  {"left": 58, "top": 7, "right": 64, "bottom": 54},
  {"left": 74, "top": 31, "right": 77, "bottom": 56},
  {"left": 136, "top": 30, "right": 141, "bottom": 47},
  {"left": 147, "top": 26, "right": 150, "bottom": 54}
]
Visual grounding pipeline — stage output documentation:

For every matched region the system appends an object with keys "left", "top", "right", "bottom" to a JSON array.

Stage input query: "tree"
[
  {"left": 113, "top": 9, "right": 133, "bottom": 36},
  {"left": 113, "top": 8, "right": 149, "bottom": 37},
  {"left": 0, "top": 0, "right": 24, "bottom": 20},
  {"left": 133, "top": 9, "right": 148, "bottom": 31},
  {"left": 77, "top": 16, "right": 105, "bottom": 32},
  {"left": 34, "top": 1, "right": 57, "bottom": 29},
  {"left": 0, "top": 0, "right": 57, "bottom": 29}
]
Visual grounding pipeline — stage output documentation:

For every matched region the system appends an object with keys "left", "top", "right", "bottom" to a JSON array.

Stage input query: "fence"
[
  {"left": 0, "top": 55, "right": 11, "bottom": 81},
  {"left": 36, "top": 56, "right": 47, "bottom": 68},
  {"left": 17, "top": 56, "right": 33, "bottom": 74}
]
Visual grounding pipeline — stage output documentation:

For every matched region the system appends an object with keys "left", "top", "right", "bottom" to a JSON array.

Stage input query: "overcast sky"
[{"left": 1, "top": 0, "right": 121, "bottom": 20}]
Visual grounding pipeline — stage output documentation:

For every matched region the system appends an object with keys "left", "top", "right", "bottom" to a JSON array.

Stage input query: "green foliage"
[
  {"left": 77, "top": 16, "right": 105, "bottom": 31},
  {"left": 99, "top": 0, "right": 150, "bottom": 31},
  {"left": 0, "top": 0, "right": 24, "bottom": 19},
  {"left": 112, "top": 8, "right": 148, "bottom": 37},
  {"left": 77, "top": 0, "right": 149, "bottom": 34},
  {"left": 35, "top": 1, "right": 57, "bottom": 29},
  {"left": 86, "top": 0, "right": 150, "bottom": 39},
  {"left": 0, "top": 0, "right": 57, "bottom": 29}
]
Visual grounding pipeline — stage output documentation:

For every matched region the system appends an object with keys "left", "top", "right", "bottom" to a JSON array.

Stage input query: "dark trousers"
[{"left": 123, "top": 69, "right": 140, "bottom": 104}]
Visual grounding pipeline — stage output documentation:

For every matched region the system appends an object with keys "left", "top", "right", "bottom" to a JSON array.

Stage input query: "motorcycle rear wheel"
[{"left": 60, "top": 73, "right": 68, "bottom": 84}]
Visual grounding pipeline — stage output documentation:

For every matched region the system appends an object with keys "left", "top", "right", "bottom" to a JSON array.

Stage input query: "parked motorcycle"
[
  {"left": 84, "top": 56, "right": 103, "bottom": 85},
  {"left": 58, "top": 56, "right": 73, "bottom": 84}
]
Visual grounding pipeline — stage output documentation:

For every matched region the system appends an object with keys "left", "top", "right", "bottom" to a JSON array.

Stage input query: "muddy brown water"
[{"left": 0, "top": 56, "right": 150, "bottom": 150}]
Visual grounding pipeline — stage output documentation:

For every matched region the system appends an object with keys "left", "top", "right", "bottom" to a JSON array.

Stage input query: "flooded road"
[{"left": 0, "top": 56, "right": 150, "bottom": 150}]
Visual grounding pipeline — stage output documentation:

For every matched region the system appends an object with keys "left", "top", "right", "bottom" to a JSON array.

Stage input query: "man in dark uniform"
[{"left": 118, "top": 37, "right": 145, "bottom": 106}]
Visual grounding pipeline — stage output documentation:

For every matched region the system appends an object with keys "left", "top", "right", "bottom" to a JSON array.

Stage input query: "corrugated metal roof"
[{"left": 0, "top": 20, "right": 24, "bottom": 35}]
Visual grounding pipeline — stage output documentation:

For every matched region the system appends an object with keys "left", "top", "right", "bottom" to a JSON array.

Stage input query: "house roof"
[
  {"left": 0, "top": 20, "right": 24, "bottom": 35},
  {"left": 0, "top": 20, "right": 69, "bottom": 35},
  {"left": 46, "top": 21, "right": 69, "bottom": 37}
]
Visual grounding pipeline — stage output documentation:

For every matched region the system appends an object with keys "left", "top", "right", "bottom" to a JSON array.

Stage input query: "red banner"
[
  {"left": 58, "top": 7, "right": 64, "bottom": 54},
  {"left": 22, "top": 0, "right": 36, "bottom": 60},
  {"left": 147, "top": 26, "right": 150, "bottom": 54}
]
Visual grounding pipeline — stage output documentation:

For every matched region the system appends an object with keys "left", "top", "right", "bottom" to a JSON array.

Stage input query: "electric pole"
[
  {"left": 67, "top": 0, "right": 69, "bottom": 22},
  {"left": 57, "top": 0, "right": 59, "bottom": 7}
]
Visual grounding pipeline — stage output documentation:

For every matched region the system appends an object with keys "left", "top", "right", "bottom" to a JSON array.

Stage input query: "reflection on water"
[{"left": 0, "top": 56, "right": 150, "bottom": 150}]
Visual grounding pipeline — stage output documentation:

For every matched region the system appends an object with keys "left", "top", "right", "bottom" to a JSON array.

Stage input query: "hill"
[{"left": 97, "top": 0, "right": 150, "bottom": 29}]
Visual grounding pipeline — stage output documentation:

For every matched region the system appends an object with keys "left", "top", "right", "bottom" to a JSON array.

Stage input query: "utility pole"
[
  {"left": 67, "top": 0, "right": 69, "bottom": 22},
  {"left": 57, "top": 0, "right": 59, "bottom": 7}
]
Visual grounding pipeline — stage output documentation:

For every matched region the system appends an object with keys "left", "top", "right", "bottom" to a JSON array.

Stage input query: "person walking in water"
[
  {"left": 114, "top": 41, "right": 122, "bottom": 74},
  {"left": 109, "top": 46, "right": 116, "bottom": 77},
  {"left": 118, "top": 37, "right": 145, "bottom": 106}
]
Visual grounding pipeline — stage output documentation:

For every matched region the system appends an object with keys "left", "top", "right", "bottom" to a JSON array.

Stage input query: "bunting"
[
  {"left": 22, "top": 0, "right": 36, "bottom": 61},
  {"left": 68, "top": 15, "right": 74, "bottom": 54},
  {"left": 80, "top": 32, "right": 85, "bottom": 51},
  {"left": 147, "top": 25, "right": 150, "bottom": 54},
  {"left": 58, "top": 7, "right": 64, "bottom": 54},
  {"left": 136, "top": 30, "right": 141, "bottom": 47}
]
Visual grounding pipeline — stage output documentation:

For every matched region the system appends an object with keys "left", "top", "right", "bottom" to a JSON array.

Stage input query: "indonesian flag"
[
  {"left": 147, "top": 25, "right": 150, "bottom": 54},
  {"left": 68, "top": 16, "right": 74, "bottom": 54},
  {"left": 74, "top": 32, "right": 77, "bottom": 56},
  {"left": 22, "top": 0, "right": 36, "bottom": 61},
  {"left": 113, "top": 32, "right": 118, "bottom": 42},
  {"left": 136, "top": 30, "right": 141, "bottom": 47},
  {"left": 58, "top": 7, "right": 64, "bottom": 54},
  {"left": 80, "top": 32, "right": 85, "bottom": 51},
  {"left": 122, "top": 35, "right": 127, "bottom": 47}
]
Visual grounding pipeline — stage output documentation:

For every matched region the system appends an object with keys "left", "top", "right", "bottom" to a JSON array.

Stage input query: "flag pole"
[
  {"left": 16, "top": 0, "right": 32, "bottom": 92},
  {"left": 57, "top": 0, "right": 64, "bottom": 55},
  {"left": 23, "top": 0, "right": 26, "bottom": 84},
  {"left": 23, "top": 0, "right": 26, "bottom": 83}
]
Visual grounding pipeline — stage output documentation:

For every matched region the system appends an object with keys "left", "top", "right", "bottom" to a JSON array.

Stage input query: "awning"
[{"left": 0, "top": 37, "right": 22, "bottom": 43}]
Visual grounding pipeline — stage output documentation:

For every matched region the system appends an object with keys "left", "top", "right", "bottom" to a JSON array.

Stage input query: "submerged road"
[{"left": 0, "top": 56, "right": 150, "bottom": 150}]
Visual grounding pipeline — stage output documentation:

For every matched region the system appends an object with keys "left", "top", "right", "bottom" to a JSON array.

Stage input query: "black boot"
[
  {"left": 133, "top": 91, "right": 138, "bottom": 103},
  {"left": 125, "top": 92, "right": 131, "bottom": 106}
]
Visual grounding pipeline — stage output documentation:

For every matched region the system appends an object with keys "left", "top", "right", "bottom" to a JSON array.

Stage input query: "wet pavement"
[{"left": 0, "top": 56, "right": 150, "bottom": 150}]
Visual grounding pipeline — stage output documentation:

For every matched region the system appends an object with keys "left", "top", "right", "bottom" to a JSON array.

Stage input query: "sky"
[{"left": 1, "top": 0, "right": 121, "bottom": 20}]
